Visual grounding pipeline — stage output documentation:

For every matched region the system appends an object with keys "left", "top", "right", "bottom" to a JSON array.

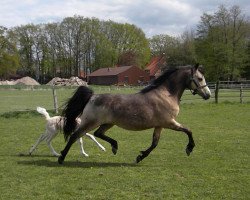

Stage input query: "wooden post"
[
  {"left": 215, "top": 81, "right": 219, "bottom": 104},
  {"left": 240, "top": 83, "right": 243, "bottom": 104},
  {"left": 52, "top": 84, "right": 58, "bottom": 114}
]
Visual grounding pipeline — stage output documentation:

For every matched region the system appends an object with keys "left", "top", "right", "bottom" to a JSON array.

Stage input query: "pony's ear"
[{"left": 194, "top": 63, "right": 199, "bottom": 70}]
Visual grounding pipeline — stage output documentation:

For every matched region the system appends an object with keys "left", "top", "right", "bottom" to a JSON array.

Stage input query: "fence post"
[
  {"left": 215, "top": 81, "right": 219, "bottom": 104},
  {"left": 240, "top": 83, "right": 243, "bottom": 104},
  {"left": 52, "top": 84, "right": 58, "bottom": 114}
]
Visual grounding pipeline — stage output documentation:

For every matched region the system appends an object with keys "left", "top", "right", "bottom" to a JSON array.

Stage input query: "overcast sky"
[{"left": 0, "top": 0, "right": 249, "bottom": 37}]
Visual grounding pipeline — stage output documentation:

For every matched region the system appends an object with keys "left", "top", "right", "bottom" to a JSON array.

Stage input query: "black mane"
[{"left": 140, "top": 66, "right": 192, "bottom": 94}]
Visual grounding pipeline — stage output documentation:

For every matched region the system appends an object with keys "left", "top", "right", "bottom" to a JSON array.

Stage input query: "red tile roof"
[
  {"left": 88, "top": 66, "right": 133, "bottom": 76},
  {"left": 146, "top": 56, "right": 165, "bottom": 76}
]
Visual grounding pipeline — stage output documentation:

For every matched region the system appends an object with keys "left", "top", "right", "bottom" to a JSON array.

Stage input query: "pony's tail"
[
  {"left": 62, "top": 86, "right": 93, "bottom": 141},
  {"left": 37, "top": 107, "right": 50, "bottom": 120}
]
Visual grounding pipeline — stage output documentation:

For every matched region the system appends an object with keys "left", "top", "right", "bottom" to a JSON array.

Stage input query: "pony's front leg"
[
  {"left": 136, "top": 127, "right": 162, "bottom": 163},
  {"left": 169, "top": 119, "right": 195, "bottom": 156},
  {"left": 58, "top": 129, "right": 85, "bottom": 164},
  {"left": 94, "top": 124, "right": 116, "bottom": 154}
]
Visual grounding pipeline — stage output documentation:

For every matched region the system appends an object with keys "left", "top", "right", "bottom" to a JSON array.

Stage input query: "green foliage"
[
  {"left": 6, "top": 16, "right": 150, "bottom": 81},
  {"left": 149, "top": 32, "right": 196, "bottom": 68},
  {"left": 1, "top": 4, "right": 249, "bottom": 82},
  {"left": 0, "top": 26, "right": 19, "bottom": 78},
  {"left": 149, "top": 5, "right": 250, "bottom": 81},
  {"left": 195, "top": 5, "right": 250, "bottom": 81},
  {"left": 242, "top": 41, "right": 250, "bottom": 79}
]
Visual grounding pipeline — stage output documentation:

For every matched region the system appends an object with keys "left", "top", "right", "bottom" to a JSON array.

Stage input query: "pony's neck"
[{"left": 164, "top": 70, "right": 189, "bottom": 102}]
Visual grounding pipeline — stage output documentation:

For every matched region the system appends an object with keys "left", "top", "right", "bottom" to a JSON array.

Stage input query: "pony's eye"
[{"left": 198, "top": 78, "right": 203, "bottom": 81}]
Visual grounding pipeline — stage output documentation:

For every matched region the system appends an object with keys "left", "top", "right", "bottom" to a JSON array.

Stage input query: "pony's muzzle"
[
  {"left": 203, "top": 93, "right": 210, "bottom": 100},
  {"left": 202, "top": 87, "right": 211, "bottom": 100}
]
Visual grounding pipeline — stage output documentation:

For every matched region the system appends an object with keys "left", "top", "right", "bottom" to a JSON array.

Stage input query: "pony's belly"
[
  {"left": 114, "top": 118, "right": 154, "bottom": 131},
  {"left": 116, "top": 123, "right": 152, "bottom": 131}
]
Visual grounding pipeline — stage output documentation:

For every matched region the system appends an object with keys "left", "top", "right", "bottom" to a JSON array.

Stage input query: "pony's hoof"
[
  {"left": 112, "top": 147, "right": 117, "bottom": 155},
  {"left": 186, "top": 146, "right": 193, "bottom": 156},
  {"left": 136, "top": 155, "right": 143, "bottom": 163},
  {"left": 58, "top": 155, "right": 64, "bottom": 164}
]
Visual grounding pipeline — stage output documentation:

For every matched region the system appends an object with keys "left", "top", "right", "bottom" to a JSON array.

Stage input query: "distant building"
[
  {"left": 88, "top": 65, "right": 150, "bottom": 85},
  {"left": 145, "top": 56, "right": 165, "bottom": 80}
]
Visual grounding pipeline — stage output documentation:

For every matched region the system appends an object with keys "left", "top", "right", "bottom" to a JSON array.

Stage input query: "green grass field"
[{"left": 0, "top": 88, "right": 249, "bottom": 199}]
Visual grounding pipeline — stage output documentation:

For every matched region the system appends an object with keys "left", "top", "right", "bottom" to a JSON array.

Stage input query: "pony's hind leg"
[
  {"left": 58, "top": 129, "right": 86, "bottom": 164},
  {"left": 136, "top": 127, "right": 162, "bottom": 163},
  {"left": 93, "top": 124, "right": 116, "bottom": 154},
  {"left": 58, "top": 121, "right": 99, "bottom": 164},
  {"left": 169, "top": 119, "right": 195, "bottom": 156}
]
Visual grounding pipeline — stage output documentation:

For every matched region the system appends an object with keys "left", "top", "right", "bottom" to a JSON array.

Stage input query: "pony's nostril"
[{"left": 204, "top": 94, "right": 210, "bottom": 100}]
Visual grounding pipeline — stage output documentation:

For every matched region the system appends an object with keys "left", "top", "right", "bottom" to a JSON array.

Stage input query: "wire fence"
[{"left": 0, "top": 81, "right": 249, "bottom": 113}]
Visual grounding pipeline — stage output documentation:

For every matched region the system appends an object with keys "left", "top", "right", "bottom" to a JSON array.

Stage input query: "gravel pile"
[{"left": 46, "top": 77, "right": 88, "bottom": 86}]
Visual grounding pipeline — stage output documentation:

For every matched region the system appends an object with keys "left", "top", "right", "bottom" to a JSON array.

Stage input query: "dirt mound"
[
  {"left": 15, "top": 76, "right": 40, "bottom": 85},
  {"left": 0, "top": 76, "right": 40, "bottom": 86},
  {"left": 47, "top": 77, "right": 88, "bottom": 86}
]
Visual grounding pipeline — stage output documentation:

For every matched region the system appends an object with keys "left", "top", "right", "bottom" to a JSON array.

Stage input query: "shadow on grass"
[
  {"left": 17, "top": 159, "right": 139, "bottom": 168},
  {"left": 0, "top": 153, "right": 56, "bottom": 158},
  {"left": 17, "top": 153, "right": 56, "bottom": 158}
]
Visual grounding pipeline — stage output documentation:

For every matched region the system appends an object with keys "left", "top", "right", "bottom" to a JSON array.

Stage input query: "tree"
[
  {"left": 5, "top": 16, "right": 150, "bottom": 80},
  {"left": 195, "top": 5, "right": 250, "bottom": 81},
  {"left": 149, "top": 33, "right": 196, "bottom": 68},
  {"left": 12, "top": 24, "right": 37, "bottom": 77},
  {"left": 102, "top": 22, "right": 150, "bottom": 68},
  {"left": 0, "top": 26, "right": 19, "bottom": 79},
  {"left": 242, "top": 40, "right": 250, "bottom": 79}
]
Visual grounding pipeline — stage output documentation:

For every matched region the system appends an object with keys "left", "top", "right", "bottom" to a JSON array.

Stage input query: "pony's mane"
[{"left": 140, "top": 65, "right": 192, "bottom": 94}]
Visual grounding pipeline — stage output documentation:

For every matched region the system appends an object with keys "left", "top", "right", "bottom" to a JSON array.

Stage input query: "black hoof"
[
  {"left": 136, "top": 155, "right": 143, "bottom": 163},
  {"left": 186, "top": 145, "right": 194, "bottom": 156},
  {"left": 186, "top": 148, "right": 191, "bottom": 156},
  {"left": 136, "top": 151, "right": 146, "bottom": 163},
  {"left": 58, "top": 155, "right": 64, "bottom": 164},
  {"left": 112, "top": 147, "right": 117, "bottom": 155}
]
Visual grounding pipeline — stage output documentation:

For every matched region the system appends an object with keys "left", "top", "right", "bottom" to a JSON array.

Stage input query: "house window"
[
  {"left": 139, "top": 76, "right": 144, "bottom": 82},
  {"left": 124, "top": 76, "right": 129, "bottom": 84}
]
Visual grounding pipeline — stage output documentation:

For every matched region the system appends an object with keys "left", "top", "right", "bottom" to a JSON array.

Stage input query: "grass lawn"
[{"left": 0, "top": 88, "right": 249, "bottom": 199}]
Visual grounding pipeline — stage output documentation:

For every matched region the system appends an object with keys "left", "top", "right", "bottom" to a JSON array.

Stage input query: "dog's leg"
[
  {"left": 86, "top": 133, "right": 106, "bottom": 151},
  {"left": 45, "top": 131, "right": 60, "bottom": 157},
  {"left": 78, "top": 138, "right": 89, "bottom": 157},
  {"left": 29, "top": 133, "right": 47, "bottom": 155},
  {"left": 47, "top": 140, "right": 61, "bottom": 157}
]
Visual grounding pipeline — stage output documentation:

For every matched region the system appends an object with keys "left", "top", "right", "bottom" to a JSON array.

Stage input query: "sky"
[{"left": 0, "top": 0, "right": 249, "bottom": 37}]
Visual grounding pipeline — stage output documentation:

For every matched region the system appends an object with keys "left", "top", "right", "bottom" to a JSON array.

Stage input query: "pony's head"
[{"left": 189, "top": 64, "right": 211, "bottom": 100}]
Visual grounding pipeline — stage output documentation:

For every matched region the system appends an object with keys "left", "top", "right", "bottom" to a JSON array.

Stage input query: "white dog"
[{"left": 29, "top": 107, "right": 105, "bottom": 157}]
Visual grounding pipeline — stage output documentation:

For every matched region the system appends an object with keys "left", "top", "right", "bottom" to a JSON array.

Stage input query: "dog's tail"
[
  {"left": 62, "top": 86, "right": 93, "bottom": 141},
  {"left": 36, "top": 107, "right": 50, "bottom": 120}
]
